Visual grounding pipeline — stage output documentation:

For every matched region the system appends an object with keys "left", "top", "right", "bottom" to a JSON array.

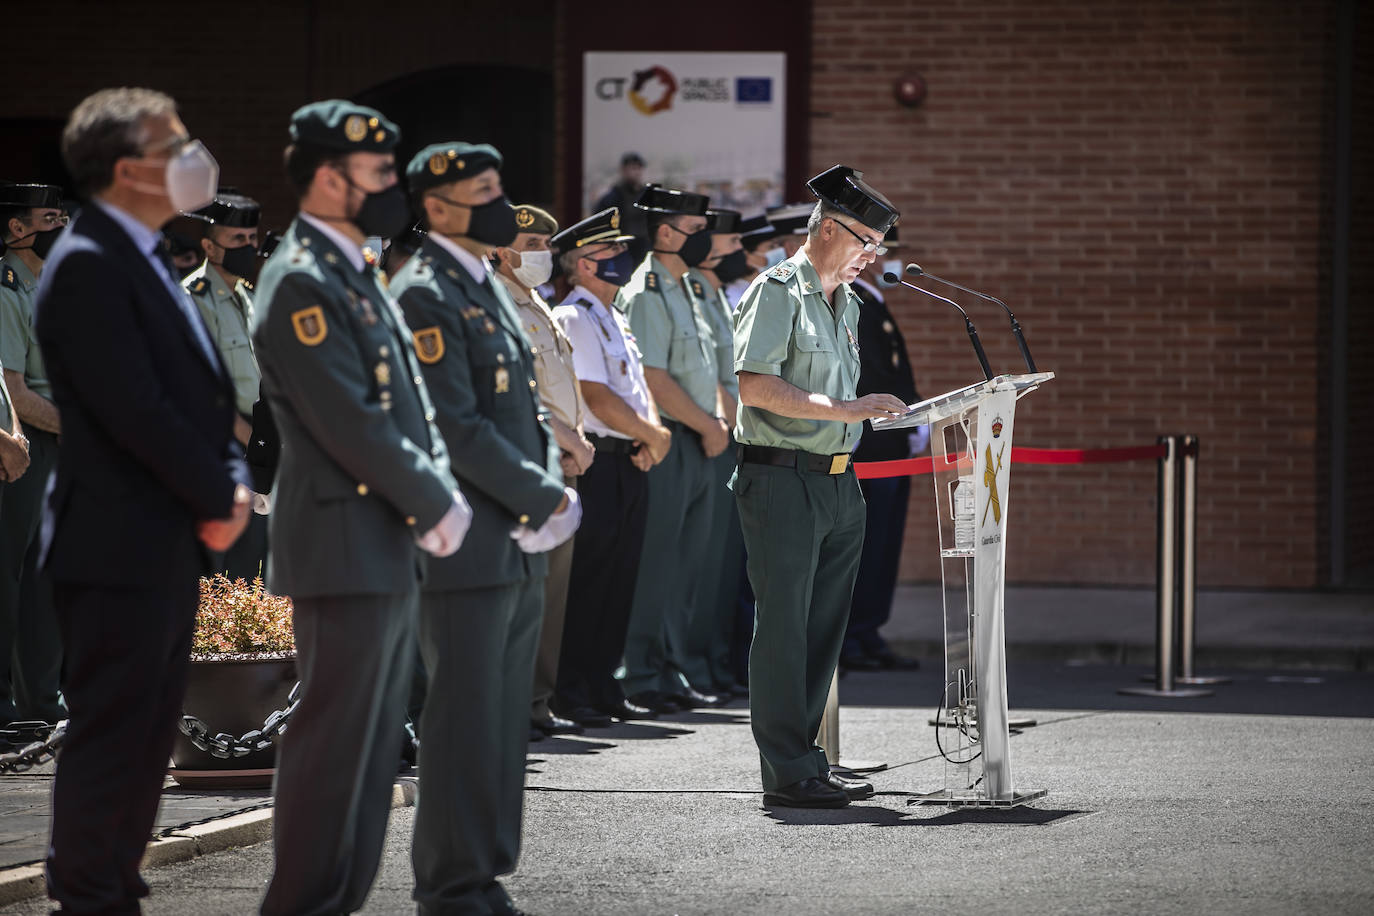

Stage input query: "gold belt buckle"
[{"left": 829, "top": 453, "right": 849, "bottom": 475}]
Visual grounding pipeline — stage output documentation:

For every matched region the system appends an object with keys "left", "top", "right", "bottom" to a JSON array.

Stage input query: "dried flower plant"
[{"left": 192, "top": 574, "right": 295, "bottom": 661}]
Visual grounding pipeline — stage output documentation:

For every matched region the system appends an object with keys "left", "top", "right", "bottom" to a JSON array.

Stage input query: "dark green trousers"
[
  {"left": 680, "top": 446, "right": 745, "bottom": 690},
  {"left": 620, "top": 432, "right": 714, "bottom": 695},
  {"left": 0, "top": 426, "right": 61, "bottom": 721},
  {"left": 263, "top": 588, "right": 417, "bottom": 916},
  {"left": 413, "top": 578, "right": 544, "bottom": 916},
  {"left": 734, "top": 461, "right": 865, "bottom": 791}
]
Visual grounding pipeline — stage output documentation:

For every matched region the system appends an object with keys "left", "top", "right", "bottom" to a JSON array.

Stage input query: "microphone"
[
  {"left": 883, "top": 271, "right": 993, "bottom": 381},
  {"left": 906, "top": 263, "right": 1037, "bottom": 373}
]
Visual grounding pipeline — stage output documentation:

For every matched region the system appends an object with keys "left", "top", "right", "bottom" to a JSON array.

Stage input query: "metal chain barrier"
[
  {"left": 0, "top": 720, "right": 67, "bottom": 774},
  {"left": 177, "top": 681, "right": 302, "bottom": 759}
]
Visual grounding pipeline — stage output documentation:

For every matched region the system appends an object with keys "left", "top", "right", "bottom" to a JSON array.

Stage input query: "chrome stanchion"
[
  {"left": 1121, "top": 435, "right": 1212, "bottom": 698},
  {"left": 1176, "top": 434, "right": 1230, "bottom": 686}
]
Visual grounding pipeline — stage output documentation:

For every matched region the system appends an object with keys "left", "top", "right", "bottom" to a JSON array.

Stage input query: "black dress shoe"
[
  {"left": 627, "top": 690, "right": 682, "bottom": 714},
  {"left": 669, "top": 685, "right": 726, "bottom": 709},
  {"left": 826, "top": 771, "right": 875, "bottom": 800},
  {"left": 533, "top": 713, "right": 584, "bottom": 736},
  {"left": 596, "top": 697, "right": 659, "bottom": 721},
  {"left": 871, "top": 648, "right": 921, "bottom": 670},
  {"left": 762, "top": 777, "right": 850, "bottom": 809},
  {"left": 566, "top": 706, "right": 614, "bottom": 728},
  {"left": 840, "top": 652, "right": 883, "bottom": 671}
]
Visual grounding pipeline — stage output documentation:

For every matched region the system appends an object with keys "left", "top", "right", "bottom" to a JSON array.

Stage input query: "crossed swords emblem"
[{"left": 982, "top": 442, "right": 1006, "bottom": 526}]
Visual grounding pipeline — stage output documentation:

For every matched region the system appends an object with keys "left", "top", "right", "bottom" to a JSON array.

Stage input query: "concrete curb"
[
  {"left": 889, "top": 639, "right": 1373, "bottom": 672},
  {"left": 0, "top": 777, "right": 418, "bottom": 907}
]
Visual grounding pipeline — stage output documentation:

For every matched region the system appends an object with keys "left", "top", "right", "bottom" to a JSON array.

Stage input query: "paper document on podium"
[{"left": 871, "top": 372, "right": 1055, "bottom": 432}]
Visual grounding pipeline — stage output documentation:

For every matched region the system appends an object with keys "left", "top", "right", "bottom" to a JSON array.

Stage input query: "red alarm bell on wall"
[{"left": 894, "top": 72, "right": 927, "bottom": 108}]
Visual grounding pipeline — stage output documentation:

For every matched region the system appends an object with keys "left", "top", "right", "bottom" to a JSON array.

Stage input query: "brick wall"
[{"left": 811, "top": 0, "right": 1339, "bottom": 587}]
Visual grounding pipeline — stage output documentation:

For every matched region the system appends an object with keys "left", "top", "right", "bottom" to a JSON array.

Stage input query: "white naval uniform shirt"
[{"left": 552, "top": 284, "right": 652, "bottom": 440}]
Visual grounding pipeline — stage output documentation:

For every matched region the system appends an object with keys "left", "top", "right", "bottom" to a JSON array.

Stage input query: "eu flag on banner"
[{"left": 736, "top": 77, "right": 772, "bottom": 104}]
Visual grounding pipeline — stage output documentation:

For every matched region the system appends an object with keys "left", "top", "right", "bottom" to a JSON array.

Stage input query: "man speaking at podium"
[{"left": 731, "top": 165, "right": 907, "bottom": 808}]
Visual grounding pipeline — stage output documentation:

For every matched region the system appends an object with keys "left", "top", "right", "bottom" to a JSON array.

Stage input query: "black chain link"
[
  {"left": 176, "top": 681, "right": 302, "bottom": 759},
  {"left": 0, "top": 720, "right": 67, "bottom": 774}
]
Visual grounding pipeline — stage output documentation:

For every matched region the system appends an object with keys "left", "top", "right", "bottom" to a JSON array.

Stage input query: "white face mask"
[
  {"left": 166, "top": 140, "right": 220, "bottom": 213},
  {"left": 877, "top": 258, "right": 903, "bottom": 287},
  {"left": 764, "top": 247, "right": 786, "bottom": 267},
  {"left": 512, "top": 249, "right": 553, "bottom": 289}
]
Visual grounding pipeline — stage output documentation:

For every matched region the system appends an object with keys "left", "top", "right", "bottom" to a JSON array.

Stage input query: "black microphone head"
[
  {"left": 882, "top": 271, "right": 900, "bottom": 285},
  {"left": 905, "top": 263, "right": 924, "bottom": 277}
]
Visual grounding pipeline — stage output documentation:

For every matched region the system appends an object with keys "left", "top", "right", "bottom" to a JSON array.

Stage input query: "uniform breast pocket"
[
  {"left": 795, "top": 333, "right": 837, "bottom": 393},
  {"left": 470, "top": 339, "right": 521, "bottom": 413},
  {"left": 667, "top": 325, "right": 704, "bottom": 373}
]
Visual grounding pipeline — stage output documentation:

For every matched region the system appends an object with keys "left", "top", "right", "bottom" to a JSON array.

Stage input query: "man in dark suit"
[
  {"left": 844, "top": 227, "right": 924, "bottom": 671},
  {"left": 34, "top": 87, "right": 251, "bottom": 914}
]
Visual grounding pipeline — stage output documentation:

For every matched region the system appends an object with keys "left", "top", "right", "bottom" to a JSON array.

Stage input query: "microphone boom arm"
[
  {"left": 882, "top": 272, "right": 994, "bottom": 381},
  {"left": 905, "top": 264, "right": 1038, "bottom": 373}
]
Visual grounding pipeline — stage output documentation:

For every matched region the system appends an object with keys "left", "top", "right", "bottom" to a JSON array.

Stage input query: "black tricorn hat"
[
  {"left": 806, "top": 165, "right": 899, "bottom": 234},
  {"left": 705, "top": 208, "right": 741, "bottom": 233},
  {"left": 633, "top": 183, "right": 709, "bottom": 217},
  {"left": 192, "top": 189, "right": 261, "bottom": 228},
  {"left": 0, "top": 182, "right": 63, "bottom": 209}
]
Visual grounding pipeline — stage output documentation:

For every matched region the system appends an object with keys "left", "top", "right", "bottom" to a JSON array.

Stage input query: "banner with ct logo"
[{"left": 583, "top": 51, "right": 787, "bottom": 216}]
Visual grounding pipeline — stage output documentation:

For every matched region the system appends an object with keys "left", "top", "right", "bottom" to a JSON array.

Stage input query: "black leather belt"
[
  {"left": 662, "top": 418, "right": 701, "bottom": 442},
  {"left": 588, "top": 434, "right": 639, "bottom": 455},
  {"left": 738, "top": 444, "right": 852, "bottom": 475}
]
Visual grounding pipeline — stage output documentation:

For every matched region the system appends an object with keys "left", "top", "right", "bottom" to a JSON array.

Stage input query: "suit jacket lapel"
[
  {"left": 424, "top": 242, "right": 523, "bottom": 341},
  {"left": 82, "top": 204, "right": 229, "bottom": 384}
]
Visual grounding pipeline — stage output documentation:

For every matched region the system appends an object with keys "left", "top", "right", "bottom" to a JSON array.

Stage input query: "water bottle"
[{"left": 953, "top": 476, "right": 975, "bottom": 551}]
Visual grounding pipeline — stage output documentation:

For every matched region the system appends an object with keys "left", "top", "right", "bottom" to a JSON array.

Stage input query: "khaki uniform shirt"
[
  {"left": 684, "top": 268, "right": 738, "bottom": 399},
  {"left": 499, "top": 274, "right": 584, "bottom": 430},
  {"left": 615, "top": 254, "right": 718, "bottom": 422},
  {"left": 732, "top": 249, "right": 863, "bottom": 455},
  {"left": 185, "top": 261, "right": 260, "bottom": 416},
  {"left": 0, "top": 255, "right": 52, "bottom": 399}
]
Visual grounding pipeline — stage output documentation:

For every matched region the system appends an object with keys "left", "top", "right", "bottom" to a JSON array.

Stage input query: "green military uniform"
[
  {"left": 682, "top": 266, "right": 746, "bottom": 692},
  {"left": 732, "top": 248, "right": 867, "bottom": 792},
  {"left": 253, "top": 102, "right": 459, "bottom": 916},
  {"left": 617, "top": 249, "right": 720, "bottom": 698},
  {"left": 392, "top": 143, "right": 567, "bottom": 916},
  {"left": 0, "top": 244, "right": 63, "bottom": 723},
  {"left": 733, "top": 165, "right": 901, "bottom": 801}
]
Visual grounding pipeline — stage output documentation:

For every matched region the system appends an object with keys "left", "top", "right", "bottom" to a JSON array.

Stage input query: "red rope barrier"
[{"left": 853, "top": 444, "right": 1169, "bottom": 480}]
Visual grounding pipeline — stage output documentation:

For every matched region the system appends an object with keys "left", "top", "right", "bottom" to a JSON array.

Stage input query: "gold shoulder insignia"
[
  {"left": 189, "top": 277, "right": 209, "bottom": 296},
  {"left": 689, "top": 279, "right": 704, "bottom": 299},
  {"left": 241, "top": 279, "right": 255, "bottom": 292},
  {"left": 291, "top": 305, "right": 328, "bottom": 346},
  {"left": 413, "top": 326, "right": 445, "bottom": 364},
  {"left": 645, "top": 271, "right": 658, "bottom": 291},
  {"left": 0, "top": 267, "right": 16, "bottom": 290}
]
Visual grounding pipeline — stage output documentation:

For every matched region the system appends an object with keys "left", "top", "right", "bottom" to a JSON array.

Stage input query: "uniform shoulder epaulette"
[
  {"left": 766, "top": 261, "right": 798, "bottom": 283},
  {"left": 644, "top": 270, "right": 659, "bottom": 292},
  {"left": 0, "top": 266, "right": 16, "bottom": 290},
  {"left": 565, "top": 297, "right": 593, "bottom": 309},
  {"left": 241, "top": 278, "right": 255, "bottom": 292},
  {"left": 689, "top": 278, "right": 705, "bottom": 300},
  {"left": 188, "top": 277, "right": 210, "bottom": 296}
]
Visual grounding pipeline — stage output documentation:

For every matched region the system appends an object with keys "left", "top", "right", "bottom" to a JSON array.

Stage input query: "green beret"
[
  {"left": 289, "top": 100, "right": 399, "bottom": 152},
  {"left": 512, "top": 204, "right": 557, "bottom": 237},
  {"left": 406, "top": 142, "right": 503, "bottom": 194}
]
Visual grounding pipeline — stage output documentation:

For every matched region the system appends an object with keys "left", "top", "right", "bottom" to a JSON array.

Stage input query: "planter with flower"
[{"left": 169, "top": 575, "right": 296, "bottom": 788}]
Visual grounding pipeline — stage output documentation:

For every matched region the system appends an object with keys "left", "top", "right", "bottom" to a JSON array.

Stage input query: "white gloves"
[
  {"left": 417, "top": 490, "right": 474, "bottom": 558},
  {"left": 908, "top": 425, "right": 931, "bottom": 457},
  {"left": 251, "top": 491, "right": 272, "bottom": 516},
  {"left": 510, "top": 486, "right": 582, "bottom": 554}
]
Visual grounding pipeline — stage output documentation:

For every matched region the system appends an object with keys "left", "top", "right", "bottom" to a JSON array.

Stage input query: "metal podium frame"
[{"left": 874, "top": 373, "right": 1054, "bottom": 808}]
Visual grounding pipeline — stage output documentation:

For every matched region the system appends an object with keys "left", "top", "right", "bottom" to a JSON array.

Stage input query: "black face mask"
[
  {"left": 711, "top": 248, "right": 750, "bottom": 283},
  {"left": 657, "top": 224, "right": 712, "bottom": 268},
  {"left": 337, "top": 170, "right": 412, "bottom": 240},
  {"left": 216, "top": 242, "right": 259, "bottom": 279},
  {"left": 591, "top": 249, "right": 635, "bottom": 287},
  {"left": 430, "top": 193, "right": 520, "bottom": 248},
  {"left": 10, "top": 226, "right": 62, "bottom": 261}
]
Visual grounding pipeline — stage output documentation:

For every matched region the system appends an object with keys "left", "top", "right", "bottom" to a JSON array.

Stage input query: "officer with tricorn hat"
[{"left": 731, "top": 164, "right": 909, "bottom": 808}]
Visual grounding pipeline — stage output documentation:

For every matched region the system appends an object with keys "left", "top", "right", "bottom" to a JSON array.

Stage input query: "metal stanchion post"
[
  {"left": 1121, "top": 435, "right": 1212, "bottom": 698},
  {"left": 1176, "top": 434, "right": 1230, "bottom": 686}
]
